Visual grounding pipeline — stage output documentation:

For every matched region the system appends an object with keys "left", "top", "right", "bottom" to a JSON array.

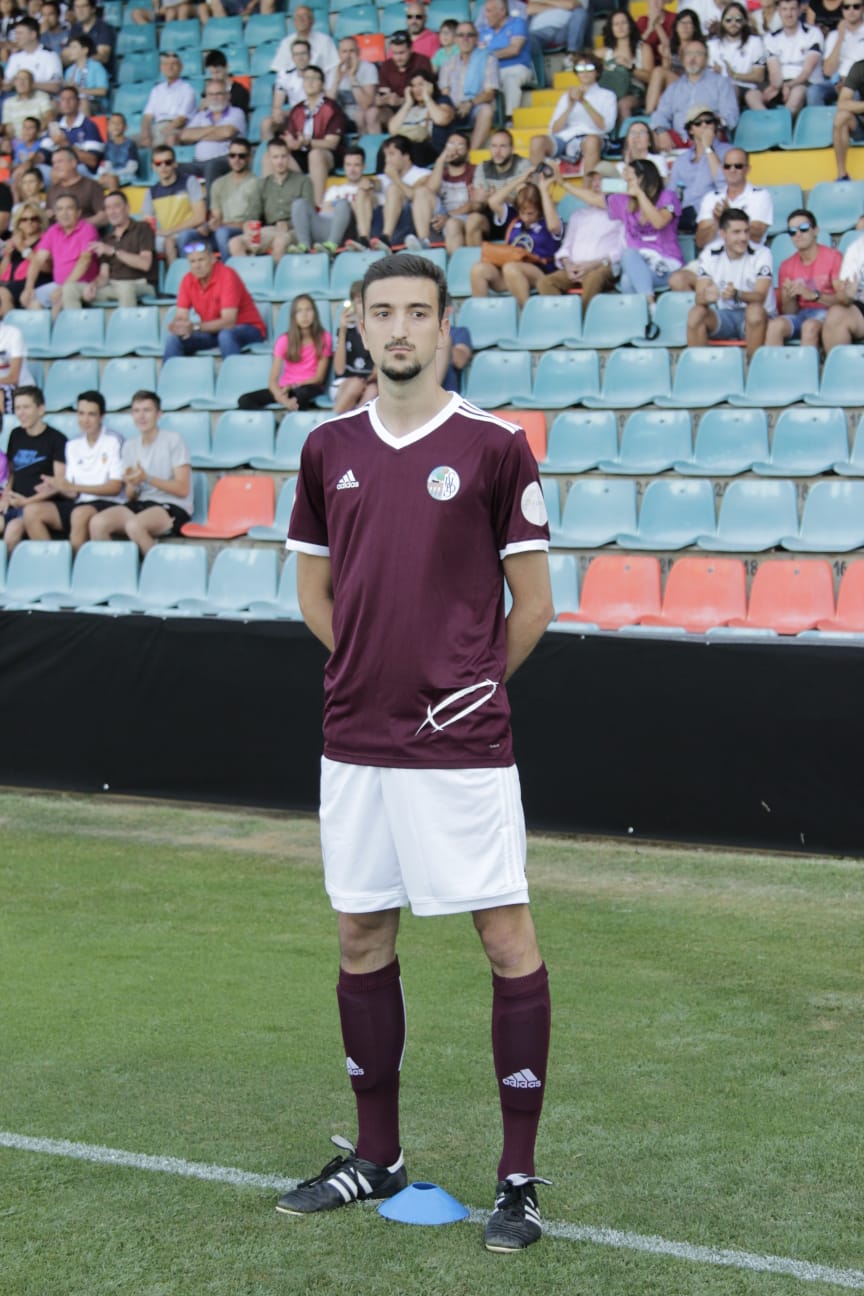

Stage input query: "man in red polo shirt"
[{"left": 162, "top": 241, "right": 266, "bottom": 359}]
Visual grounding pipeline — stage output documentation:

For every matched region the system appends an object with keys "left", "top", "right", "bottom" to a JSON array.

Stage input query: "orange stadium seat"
[
  {"left": 500, "top": 410, "right": 547, "bottom": 462},
  {"left": 181, "top": 476, "right": 275, "bottom": 541},
  {"left": 558, "top": 555, "right": 661, "bottom": 630},
  {"left": 817, "top": 561, "right": 864, "bottom": 632},
  {"left": 640, "top": 557, "right": 747, "bottom": 633},
  {"left": 727, "top": 560, "right": 835, "bottom": 635}
]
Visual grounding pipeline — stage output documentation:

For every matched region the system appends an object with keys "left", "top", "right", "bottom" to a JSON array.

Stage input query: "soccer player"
[{"left": 279, "top": 253, "right": 554, "bottom": 1253}]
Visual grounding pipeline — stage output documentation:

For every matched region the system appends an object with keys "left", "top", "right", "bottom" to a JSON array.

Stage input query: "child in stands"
[{"left": 239, "top": 293, "right": 333, "bottom": 411}]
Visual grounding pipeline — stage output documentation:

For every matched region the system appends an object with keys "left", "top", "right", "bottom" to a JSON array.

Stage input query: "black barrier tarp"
[{"left": 0, "top": 611, "right": 862, "bottom": 855}]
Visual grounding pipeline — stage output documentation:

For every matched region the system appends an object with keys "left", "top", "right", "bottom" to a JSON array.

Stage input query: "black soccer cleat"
[
  {"left": 275, "top": 1136, "right": 407, "bottom": 1215},
  {"left": 483, "top": 1173, "right": 552, "bottom": 1253}
]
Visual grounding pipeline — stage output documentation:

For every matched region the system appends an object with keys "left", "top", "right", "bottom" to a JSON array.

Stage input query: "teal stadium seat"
[
  {"left": 251, "top": 74, "right": 275, "bottom": 108},
  {"left": 616, "top": 479, "right": 716, "bottom": 551},
  {"left": 696, "top": 479, "right": 799, "bottom": 552},
  {"left": 596, "top": 408, "right": 691, "bottom": 473},
  {"left": 190, "top": 354, "right": 273, "bottom": 410},
  {"left": 107, "top": 543, "right": 209, "bottom": 613},
  {"left": 101, "top": 357, "right": 158, "bottom": 410},
  {"left": 446, "top": 247, "right": 481, "bottom": 297},
  {"left": 250, "top": 410, "right": 322, "bottom": 469},
  {"left": 200, "top": 16, "right": 243, "bottom": 47},
  {"left": 334, "top": 6, "right": 379, "bottom": 37},
  {"left": 808, "top": 180, "right": 864, "bottom": 233},
  {"left": 244, "top": 11, "right": 286, "bottom": 44},
  {"left": 115, "top": 26, "right": 156, "bottom": 56},
  {"left": 498, "top": 294, "right": 582, "bottom": 349},
  {"left": 751, "top": 407, "right": 849, "bottom": 476},
  {"left": 518, "top": 349, "right": 600, "bottom": 408},
  {"left": 156, "top": 18, "right": 200, "bottom": 51},
  {"left": 780, "top": 481, "right": 864, "bottom": 552},
  {"left": 541, "top": 410, "right": 617, "bottom": 472},
  {"left": 655, "top": 346, "right": 745, "bottom": 407},
  {"left": 38, "top": 541, "right": 140, "bottom": 611},
  {"left": 356, "top": 133, "right": 389, "bottom": 172},
  {"left": 381, "top": 3, "right": 409, "bottom": 35},
  {"left": 428, "top": 0, "right": 470, "bottom": 21},
  {"left": 44, "top": 359, "right": 100, "bottom": 411},
  {"left": 786, "top": 106, "right": 834, "bottom": 150},
  {"left": 271, "top": 252, "right": 331, "bottom": 300},
  {"left": 583, "top": 347, "right": 672, "bottom": 408},
  {"left": 194, "top": 410, "right": 276, "bottom": 468},
  {"left": 833, "top": 413, "right": 864, "bottom": 474},
  {"left": 162, "top": 411, "right": 212, "bottom": 465},
  {"left": 142, "top": 257, "right": 189, "bottom": 305},
  {"left": 557, "top": 479, "right": 637, "bottom": 548},
  {"left": 82, "top": 307, "right": 161, "bottom": 358},
  {"left": 728, "top": 346, "right": 819, "bottom": 407},
  {"left": 245, "top": 552, "right": 303, "bottom": 619},
  {"left": 572, "top": 293, "right": 648, "bottom": 348},
  {"left": 45, "top": 309, "right": 104, "bottom": 358},
  {"left": 250, "top": 41, "right": 281, "bottom": 76},
  {"left": 764, "top": 183, "right": 804, "bottom": 236},
  {"left": 804, "top": 345, "right": 864, "bottom": 406},
  {"left": 542, "top": 477, "right": 561, "bottom": 540},
  {"left": 329, "top": 250, "right": 385, "bottom": 300},
  {"left": 189, "top": 471, "right": 209, "bottom": 524},
  {"left": 177, "top": 548, "right": 279, "bottom": 618},
  {"left": 116, "top": 49, "right": 159, "bottom": 82},
  {"left": 247, "top": 477, "right": 298, "bottom": 541},
  {"left": 632, "top": 291, "right": 694, "bottom": 348},
  {"left": 158, "top": 356, "right": 216, "bottom": 410},
  {"left": 673, "top": 408, "right": 769, "bottom": 476},
  {"left": 6, "top": 309, "right": 51, "bottom": 358},
  {"left": 548, "top": 553, "right": 580, "bottom": 617},
  {"left": 456, "top": 297, "right": 518, "bottom": 350},
  {"left": 464, "top": 350, "right": 532, "bottom": 408},
  {"left": 112, "top": 82, "right": 152, "bottom": 116},
  {"left": 733, "top": 107, "right": 792, "bottom": 150},
  {"left": 226, "top": 255, "right": 275, "bottom": 299},
  {"left": 2, "top": 540, "right": 72, "bottom": 609}
]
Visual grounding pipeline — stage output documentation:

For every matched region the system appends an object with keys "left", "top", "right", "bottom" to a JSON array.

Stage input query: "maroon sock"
[
  {"left": 491, "top": 962, "right": 551, "bottom": 1180},
  {"left": 336, "top": 957, "right": 405, "bottom": 1168}
]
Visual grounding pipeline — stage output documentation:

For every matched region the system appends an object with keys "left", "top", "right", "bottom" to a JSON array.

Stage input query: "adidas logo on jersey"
[
  {"left": 336, "top": 470, "right": 359, "bottom": 490},
  {"left": 502, "top": 1069, "right": 541, "bottom": 1089},
  {"left": 346, "top": 1056, "right": 365, "bottom": 1076}
]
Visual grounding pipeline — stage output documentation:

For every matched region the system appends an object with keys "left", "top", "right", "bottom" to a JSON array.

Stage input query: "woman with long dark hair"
[
  {"left": 239, "top": 294, "right": 332, "bottom": 411},
  {"left": 645, "top": 8, "right": 704, "bottom": 113},
  {"left": 599, "top": 9, "right": 654, "bottom": 127}
]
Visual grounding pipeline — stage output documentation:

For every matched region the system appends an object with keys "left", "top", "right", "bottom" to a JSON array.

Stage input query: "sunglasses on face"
[
  {"left": 574, "top": 62, "right": 595, "bottom": 71},
  {"left": 723, "top": 161, "right": 746, "bottom": 169},
  {"left": 228, "top": 152, "right": 248, "bottom": 158},
  {"left": 787, "top": 221, "right": 813, "bottom": 233},
  {"left": 153, "top": 159, "right": 174, "bottom": 165},
  {"left": 185, "top": 241, "right": 209, "bottom": 253},
  {"left": 843, "top": 4, "right": 862, "bottom": 9},
  {"left": 691, "top": 115, "right": 715, "bottom": 126}
]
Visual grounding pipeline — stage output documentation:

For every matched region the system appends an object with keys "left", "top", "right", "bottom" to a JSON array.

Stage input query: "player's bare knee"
[
  {"left": 474, "top": 904, "right": 540, "bottom": 975},
  {"left": 338, "top": 909, "right": 399, "bottom": 971}
]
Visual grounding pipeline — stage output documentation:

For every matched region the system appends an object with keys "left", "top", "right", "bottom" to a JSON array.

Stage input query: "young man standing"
[{"left": 280, "top": 254, "right": 554, "bottom": 1253}]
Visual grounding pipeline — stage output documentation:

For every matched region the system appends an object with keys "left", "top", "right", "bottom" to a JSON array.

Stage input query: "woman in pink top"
[{"left": 239, "top": 294, "right": 333, "bottom": 411}]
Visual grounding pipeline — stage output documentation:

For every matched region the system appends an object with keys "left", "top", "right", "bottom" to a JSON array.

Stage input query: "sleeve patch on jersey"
[{"left": 521, "top": 481, "right": 548, "bottom": 527}]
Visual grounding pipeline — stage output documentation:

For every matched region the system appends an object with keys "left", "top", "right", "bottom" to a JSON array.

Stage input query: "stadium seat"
[
  {"left": 190, "top": 354, "right": 273, "bottom": 410},
  {"left": 37, "top": 541, "right": 140, "bottom": 611},
  {"left": 727, "top": 559, "right": 835, "bottom": 634},
  {"left": 116, "top": 51, "right": 159, "bottom": 84},
  {"left": 194, "top": 410, "right": 276, "bottom": 468},
  {"left": 200, "top": 16, "right": 243, "bottom": 47},
  {"left": 108, "top": 543, "right": 208, "bottom": 613},
  {"left": 115, "top": 26, "right": 156, "bottom": 56},
  {"left": 158, "top": 411, "right": 211, "bottom": 465},
  {"left": 786, "top": 105, "right": 834, "bottom": 150},
  {"left": 380, "top": 2, "right": 409, "bottom": 35},
  {"left": 583, "top": 347, "right": 672, "bottom": 408},
  {"left": 244, "top": 11, "right": 284, "bottom": 43},
  {"left": 44, "top": 309, "right": 104, "bottom": 358},
  {"left": 837, "top": 228, "right": 863, "bottom": 255},
  {"left": 518, "top": 349, "right": 601, "bottom": 408},
  {"left": 245, "top": 552, "right": 303, "bottom": 619},
  {"left": 548, "top": 552, "right": 580, "bottom": 617},
  {"left": 251, "top": 73, "right": 275, "bottom": 108},
  {"left": 158, "top": 357, "right": 216, "bottom": 410},
  {"left": 81, "top": 307, "right": 161, "bottom": 358},
  {"left": 816, "top": 560, "right": 864, "bottom": 631},
  {"left": 674, "top": 408, "right": 769, "bottom": 476},
  {"left": 142, "top": 257, "right": 189, "bottom": 305},
  {"left": 112, "top": 82, "right": 152, "bottom": 117},
  {"left": 334, "top": 5, "right": 379, "bottom": 37},
  {"left": 639, "top": 557, "right": 747, "bottom": 633},
  {"left": 751, "top": 407, "right": 849, "bottom": 476},
  {"left": 804, "top": 345, "right": 864, "bottom": 406},
  {"left": 655, "top": 346, "right": 745, "bottom": 408},
  {"left": 181, "top": 474, "right": 275, "bottom": 539},
  {"left": 456, "top": 296, "right": 519, "bottom": 350},
  {"left": 188, "top": 471, "right": 209, "bottom": 525},
  {"left": 250, "top": 410, "right": 322, "bottom": 469},
  {"left": 557, "top": 479, "right": 637, "bottom": 547},
  {"left": 541, "top": 410, "right": 618, "bottom": 472},
  {"left": 248, "top": 477, "right": 298, "bottom": 542},
  {"left": 572, "top": 293, "right": 648, "bottom": 348},
  {"left": 498, "top": 295, "right": 583, "bottom": 349},
  {"left": 101, "top": 357, "right": 158, "bottom": 411},
  {"left": 272, "top": 253, "right": 332, "bottom": 303},
  {"left": 833, "top": 413, "right": 864, "bottom": 475},
  {"left": 558, "top": 554, "right": 660, "bottom": 629},
  {"left": 764, "top": 183, "right": 805, "bottom": 236},
  {"left": 6, "top": 309, "right": 51, "bottom": 358},
  {"left": 446, "top": 247, "right": 481, "bottom": 297},
  {"left": 226, "top": 255, "right": 275, "bottom": 300},
  {"left": 780, "top": 481, "right": 864, "bottom": 552},
  {"left": 428, "top": 0, "right": 470, "bottom": 21},
  {"left": 596, "top": 408, "right": 691, "bottom": 472},
  {"left": 156, "top": 18, "right": 199, "bottom": 50},
  {"left": 2, "top": 540, "right": 72, "bottom": 609},
  {"left": 355, "top": 132, "right": 388, "bottom": 172},
  {"left": 177, "top": 547, "right": 279, "bottom": 617},
  {"left": 329, "top": 250, "right": 385, "bottom": 301},
  {"left": 696, "top": 479, "right": 799, "bottom": 551},
  {"left": 497, "top": 409, "right": 547, "bottom": 461},
  {"left": 632, "top": 291, "right": 694, "bottom": 348},
  {"left": 809, "top": 180, "right": 864, "bottom": 233},
  {"left": 733, "top": 106, "right": 792, "bottom": 150},
  {"left": 728, "top": 346, "right": 819, "bottom": 407},
  {"left": 250, "top": 40, "right": 281, "bottom": 76},
  {"left": 44, "top": 359, "right": 100, "bottom": 411},
  {"left": 464, "top": 350, "right": 532, "bottom": 408},
  {"left": 542, "top": 476, "right": 561, "bottom": 540},
  {"left": 617, "top": 479, "right": 716, "bottom": 550}
]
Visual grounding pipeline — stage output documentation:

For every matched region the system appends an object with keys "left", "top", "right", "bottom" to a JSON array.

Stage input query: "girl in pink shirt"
[{"left": 239, "top": 294, "right": 333, "bottom": 411}]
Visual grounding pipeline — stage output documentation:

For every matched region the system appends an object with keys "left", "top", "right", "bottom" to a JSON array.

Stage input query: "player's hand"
[{"left": 720, "top": 282, "right": 737, "bottom": 300}]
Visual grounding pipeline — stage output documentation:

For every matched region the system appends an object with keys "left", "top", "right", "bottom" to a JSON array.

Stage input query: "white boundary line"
[{"left": 3, "top": 1130, "right": 863, "bottom": 1290}]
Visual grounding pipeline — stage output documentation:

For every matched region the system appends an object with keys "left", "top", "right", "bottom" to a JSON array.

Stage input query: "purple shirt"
[
  {"left": 286, "top": 394, "right": 550, "bottom": 768},
  {"left": 607, "top": 188, "right": 683, "bottom": 266},
  {"left": 36, "top": 218, "right": 99, "bottom": 284},
  {"left": 498, "top": 210, "right": 564, "bottom": 272},
  {"left": 185, "top": 105, "right": 247, "bottom": 161}
]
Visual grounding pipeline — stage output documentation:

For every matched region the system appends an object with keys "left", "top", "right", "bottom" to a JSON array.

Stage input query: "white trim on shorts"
[{"left": 319, "top": 757, "right": 530, "bottom": 917}]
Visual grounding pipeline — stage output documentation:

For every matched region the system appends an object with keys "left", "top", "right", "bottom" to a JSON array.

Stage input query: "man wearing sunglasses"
[
  {"left": 208, "top": 138, "right": 262, "bottom": 261},
  {"left": 833, "top": 55, "right": 864, "bottom": 176},
  {"left": 694, "top": 147, "right": 772, "bottom": 247},
  {"left": 766, "top": 209, "right": 842, "bottom": 348},
  {"left": 668, "top": 104, "right": 731, "bottom": 233},
  {"left": 140, "top": 146, "right": 209, "bottom": 266},
  {"left": 763, "top": 0, "right": 824, "bottom": 118}
]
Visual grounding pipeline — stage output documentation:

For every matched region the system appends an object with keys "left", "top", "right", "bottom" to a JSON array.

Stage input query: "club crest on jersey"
[{"left": 427, "top": 465, "right": 460, "bottom": 502}]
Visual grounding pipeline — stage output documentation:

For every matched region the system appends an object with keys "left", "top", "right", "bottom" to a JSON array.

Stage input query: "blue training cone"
[{"left": 377, "top": 1182, "right": 469, "bottom": 1226}]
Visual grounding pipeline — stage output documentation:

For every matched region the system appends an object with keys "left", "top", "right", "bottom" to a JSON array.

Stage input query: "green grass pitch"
[{"left": 1, "top": 791, "right": 862, "bottom": 1296}]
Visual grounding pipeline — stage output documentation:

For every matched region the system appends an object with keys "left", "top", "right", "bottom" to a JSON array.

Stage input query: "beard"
[{"left": 380, "top": 357, "right": 422, "bottom": 383}]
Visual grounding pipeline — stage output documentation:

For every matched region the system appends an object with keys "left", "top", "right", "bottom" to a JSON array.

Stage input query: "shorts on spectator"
[
  {"left": 126, "top": 500, "right": 190, "bottom": 534},
  {"left": 552, "top": 133, "right": 587, "bottom": 161},
  {"left": 785, "top": 308, "right": 828, "bottom": 339},
  {"left": 329, "top": 373, "right": 374, "bottom": 402},
  {"left": 708, "top": 305, "right": 747, "bottom": 341},
  {"left": 52, "top": 496, "right": 113, "bottom": 533}
]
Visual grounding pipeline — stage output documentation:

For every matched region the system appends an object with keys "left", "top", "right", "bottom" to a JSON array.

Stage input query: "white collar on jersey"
[{"left": 368, "top": 390, "right": 462, "bottom": 449}]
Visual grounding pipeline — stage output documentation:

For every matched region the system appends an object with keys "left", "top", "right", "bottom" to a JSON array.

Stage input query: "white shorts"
[{"left": 320, "top": 757, "right": 529, "bottom": 917}]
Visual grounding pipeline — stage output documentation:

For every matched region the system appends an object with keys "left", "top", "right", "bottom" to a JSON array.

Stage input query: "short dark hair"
[
  {"left": 77, "top": 390, "right": 105, "bottom": 414},
  {"left": 14, "top": 16, "right": 40, "bottom": 36},
  {"left": 230, "top": 136, "right": 251, "bottom": 153},
  {"left": 384, "top": 133, "right": 413, "bottom": 157},
  {"left": 362, "top": 253, "right": 447, "bottom": 322},
  {"left": 60, "top": 84, "right": 80, "bottom": 100},
  {"left": 104, "top": 189, "right": 129, "bottom": 204},
  {"left": 439, "top": 17, "right": 458, "bottom": 32},
  {"left": 343, "top": 144, "right": 366, "bottom": 163},
  {"left": 153, "top": 145, "right": 175, "bottom": 163},
  {"left": 53, "top": 146, "right": 77, "bottom": 163},
  {"left": 110, "top": 111, "right": 127, "bottom": 128},
  {"left": 131, "top": 389, "right": 160, "bottom": 408},
  {"left": 54, "top": 190, "right": 81, "bottom": 208},
  {"left": 490, "top": 127, "right": 514, "bottom": 145},
  {"left": 304, "top": 63, "right": 324, "bottom": 79},
  {"left": 788, "top": 207, "right": 817, "bottom": 226},
  {"left": 290, "top": 37, "right": 311, "bottom": 50},
  {"left": 22, "top": 116, "right": 41, "bottom": 130},
  {"left": 204, "top": 48, "right": 228, "bottom": 67},
  {"left": 70, "top": 32, "right": 95, "bottom": 55},
  {"left": 719, "top": 206, "right": 749, "bottom": 230},
  {"left": 14, "top": 385, "right": 45, "bottom": 406}
]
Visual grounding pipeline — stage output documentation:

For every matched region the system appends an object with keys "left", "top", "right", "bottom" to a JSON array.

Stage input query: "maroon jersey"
[{"left": 286, "top": 394, "right": 550, "bottom": 769}]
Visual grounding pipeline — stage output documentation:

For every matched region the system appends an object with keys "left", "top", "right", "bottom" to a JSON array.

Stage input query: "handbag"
[{"left": 481, "top": 218, "right": 542, "bottom": 267}]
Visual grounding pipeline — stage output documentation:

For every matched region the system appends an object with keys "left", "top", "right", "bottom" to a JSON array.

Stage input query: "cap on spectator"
[
  {"left": 685, "top": 103, "right": 716, "bottom": 126},
  {"left": 389, "top": 29, "right": 411, "bottom": 44}
]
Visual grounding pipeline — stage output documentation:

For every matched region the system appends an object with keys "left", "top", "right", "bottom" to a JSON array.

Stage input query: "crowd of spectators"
[{"left": 1, "top": 0, "right": 864, "bottom": 560}]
